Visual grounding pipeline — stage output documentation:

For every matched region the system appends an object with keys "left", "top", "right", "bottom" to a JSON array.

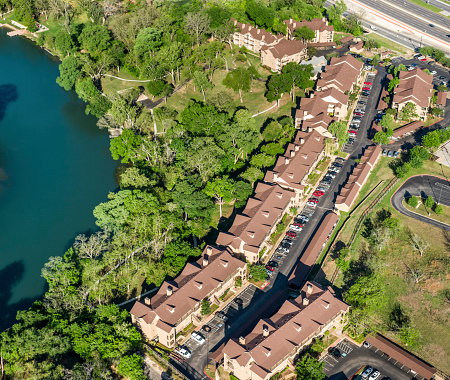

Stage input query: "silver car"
[{"left": 362, "top": 367, "right": 373, "bottom": 378}]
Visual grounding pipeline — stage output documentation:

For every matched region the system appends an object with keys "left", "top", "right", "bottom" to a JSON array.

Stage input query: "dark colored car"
[
  {"left": 361, "top": 91, "right": 370, "bottom": 96},
  {"left": 267, "top": 261, "right": 279, "bottom": 268},
  {"left": 330, "top": 347, "right": 342, "bottom": 359},
  {"left": 333, "top": 162, "right": 343, "bottom": 167},
  {"left": 202, "top": 325, "right": 212, "bottom": 333},
  {"left": 440, "top": 76, "right": 446, "bottom": 80},
  {"left": 234, "top": 298, "right": 244, "bottom": 306},
  {"left": 358, "top": 101, "right": 367, "bottom": 105}
]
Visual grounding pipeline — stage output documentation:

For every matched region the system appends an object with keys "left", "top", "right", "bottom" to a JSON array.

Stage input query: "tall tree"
[
  {"left": 293, "top": 26, "right": 316, "bottom": 43},
  {"left": 281, "top": 62, "right": 314, "bottom": 101},
  {"left": 193, "top": 71, "right": 213, "bottom": 101},
  {"left": 204, "top": 176, "right": 235, "bottom": 217},
  {"left": 223, "top": 67, "right": 251, "bottom": 103},
  {"left": 184, "top": 11, "right": 211, "bottom": 47},
  {"left": 295, "top": 354, "right": 326, "bottom": 380}
]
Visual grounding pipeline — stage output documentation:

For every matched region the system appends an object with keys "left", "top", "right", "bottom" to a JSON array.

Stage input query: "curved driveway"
[{"left": 391, "top": 174, "right": 450, "bottom": 230}]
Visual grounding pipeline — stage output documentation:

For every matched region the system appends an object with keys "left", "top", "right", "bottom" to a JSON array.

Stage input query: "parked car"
[
  {"left": 267, "top": 261, "right": 279, "bottom": 268},
  {"left": 382, "top": 149, "right": 387, "bottom": 156},
  {"left": 350, "top": 124, "right": 360, "bottom": 129},
  {"left": 361, "top": 91, "right": 370, "bottom": 96},
  {"left": 421, "top": 58, "right": 427, "bottom": 61},
  {"left": 362, "top": 367, "right": 373, "bottom": 378},
  {"left": 266, "top": 269, "right": 274, "bottom": 277},
  {"left": 286, "top": 231, "right": 297, "bottom": 238},
  {"left": 364, "top": 66, "right": 372, "bottom": 71},
  {"left": 330, "top": 347, "right": 342, "bottom": 359},
  {"left": 175, "top": 346, "right": 192, "bottom": 359},
  {"left": 216, "top": 311, "right": 228, "bottom": 322},
  {"left": 191, "top": 332, "right": 206, "bottom": 345},
  {"left": 289, "top": 224, "right": 302, "bottom": 232},
  {"left": 282, "top": 238, "right": 294, "bottom": 246},
  {"left": 440, "top": 76, "right": 446, "bottom": 80},
  {"left": 370, "top": 25, "right": 377, "bottom": 30},
  {"left": 407, "top": 65, "right": 415, "bottom": 71},
  {"left": 387, "top": 151, "right": 393, "bottom": 157},
  {"left": 363, "top": 341, "right": 371, "bottom": 348},
  {"left": 358, "top": 100, "right": 367, "bottom": 105},
  {"left": 234, "top": 298, "right": 243, "bottom": 306},
  {"left": 332, "top": 162, "right": 343, "bottom": 167},
  {"left": 354, "top": 108, "right": 365, "bottom": 113},
  {"left": 313, "top": 190, "right": 324, "bottom": 197},
  {"left": 349, "top": 130, "right": 357, "bottom": 135},
  {"left": 362, "top": 87, "right": 371, "bottom": 91},
  {"left": 326, "top": 172, "right": 336, "bottom": 178},
  {"left": 430, "top": 70, "right": 437, "bottom": 75},
  {"left": 411, "top": 63, "right": 418, "bottom": 67},
  {"left": 306, "top": 202, "right": 317, "bottom": 208},
  {"left": 353, "top": 117, "right": 362, "bottom": 121},
  {"left": 364, "top": 81, "right": 372, "bottom": 85},
  {"left": 298, "top": 214, "right": 310, "bottom": 222},
  {"left": 393, "top": 151, "right": 399, "bottom": 158},
  {"left": 265, "top": 265, "right": 275, "bottom": 272},
  {"left": 329, "top": 167, "right": 340, "bottom": 173},
  {"left": 369, "top": 370, "right": 380, "bottom": 380},
  {"left": 335, "top": 157, "right": 345, "bottom": 163},
  {"left": 417, "top": 55, "right": 425, "bottom": 60},
  {"left": 202, "top": 325, "right": 212, "bottom": 333},
  {"left": 308, "top": 198, "right": 319, "bottom": 203},
  {"left": 348, "top": 138, "right": 354, "bottom": 144},
  {"left": 354, "top": 112, "right": 364, "bottom": 116}
]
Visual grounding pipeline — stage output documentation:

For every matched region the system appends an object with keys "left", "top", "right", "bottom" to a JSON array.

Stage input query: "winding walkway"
[{"left": 391, "top": 174, "right": 450, "bottom": 230}]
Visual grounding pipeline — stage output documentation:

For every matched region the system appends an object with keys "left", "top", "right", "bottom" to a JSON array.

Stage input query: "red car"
[
  {"left": 354, "top": 112, "right": 363, "bottom": 116},
  {"left": 364, "top": 81, "right": 372, "bottom": 85},
  {"left": 265, "top": 265, "right": 275, "bottom": 272},
  {"left": 313, "top": 190, "right": 324, "bottom": 197},
  {"left": 293, "top": 222, "right": 303, "bottom": 228},
  {"left": 308, "top": 198, "right": 319, "bottom": 203},
  {"left": 349, "top": 130, "right": 357, "bottom": 135},
  {"left": 286, "top": 231, "right": 297, "bottom": 238},
  {"left": 421, "top": 58, "right": 427, "bottom": 61},
  {"left": 362, "top": 87, "right": 371, "bottom": 91}
]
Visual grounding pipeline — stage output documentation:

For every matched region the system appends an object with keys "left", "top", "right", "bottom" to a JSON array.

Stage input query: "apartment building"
[
  {"left": 261, "top": 39, "right": 307, "bottom": 72},
  {"left": 284, "top": 18, "right": 335, "bottom": 43},
  {"left": 130, "top": 245, "right": 246, "bottom": 348},
  {"left": 335, "top": 145, "right": 382, "bottom": 212},
  {"left": 264, "top": 130, "right": 325, "bottom": 202},
  {"left": 216, "top": 183, "right": 295, "bottom": 264},
  {"left": 295, "top": 87, "right": 349, "bottom": 129},
  {"left": 316, "top": 55, "right": 364, "bottom": 93},
  {"left": 392, "top": 68, "right": 433, "bottom": 120},
  {"left": 232, "top": 19, "right": 280, "bottom": 53},
  {"left": 222, "top": 281, "right": 349, "bottom": 380}
]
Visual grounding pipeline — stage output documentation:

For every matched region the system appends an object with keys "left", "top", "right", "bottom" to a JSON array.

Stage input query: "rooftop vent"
[
  {"left": 167, "top": 286, "right": 173, "bottom": 297},
  {"left": 307, "top": 283, "right": 313, "bottom": 294},
  {"left": 263, "top": 326, "right": 269, "bottom": 337},
  {"left": 303, "top": 298, "right": 310, "bottom": 306},
  {"left": 239, "top": 336, "right": 246, "bottom": 345},
  {"left": 144, "top": 297, "right": 151, "bottom": 305}
]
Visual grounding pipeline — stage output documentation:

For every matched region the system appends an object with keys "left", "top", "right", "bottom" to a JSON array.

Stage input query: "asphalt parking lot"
[
  {"left": 342, "top": 71, "right": 378, "bottom": 154},
  {"left": 322, "top": 340, "right": 412, "bottom": 380}
]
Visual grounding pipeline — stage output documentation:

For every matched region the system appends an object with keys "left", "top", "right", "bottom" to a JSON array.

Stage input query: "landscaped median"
[{"left": 403, "top": 197, "right": 450, "bottom": 226}]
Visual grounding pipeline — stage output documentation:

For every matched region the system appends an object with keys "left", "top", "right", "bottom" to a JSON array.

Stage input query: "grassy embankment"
[
  {"left": 368, "top": 33, "right": 408, "bottom": 55},
  {"left": 406, "top": 0, "right": 450, "bottom": 17},
  {"left": 319, "top": 158, "right": 450, "bottom": 372}
]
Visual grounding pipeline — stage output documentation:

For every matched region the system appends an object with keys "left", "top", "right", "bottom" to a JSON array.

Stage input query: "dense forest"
[{"left": 0, "top": 0, "right": 363, "bottom": 378}]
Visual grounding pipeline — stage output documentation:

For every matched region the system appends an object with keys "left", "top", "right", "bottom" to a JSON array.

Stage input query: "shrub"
[
  {"left": 235, "top": 276, "right": 242, "bottom": 288},
  {"left": 201, "top": 298, "right": 211, "bottom": 315},
  {"left": 249, "top": 264, "right": 268, "bottom": 282},
  {"left": 407, "top": 196, "right": 418, "bottom": 208},
  {"left": 424, "top": 196, "right": 434, "bottom": 209},
  {"left": 435, "top": 204, "right": 443, "bottom": 215}
]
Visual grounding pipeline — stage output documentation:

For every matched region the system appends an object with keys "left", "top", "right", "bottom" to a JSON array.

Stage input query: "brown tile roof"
[
  {"left": 350, "top": 41, "right": 364, "bottom": 51},
  {"left": 261, "top": 38, "right": 306, "bottom": 59},
  {"left": 309, "top": 41, "right": 335, "bottom": 47},
  {"left": 288, "top": 212, "right": 339, "bottom": 287},
  {"left": 223, "top": 281, "right": 348, "bottom": 375},
  {"left": 283, "top": 18, "right": 334, "bottom": 33},
  {"left": 232, "top": 19, "right": 279, "bottom": 45},
  {"left": 392, "top": 121, "right": 423, "bottom": 139},
  {"left": 335, "top": 145, "right": 381, "bottom": 210},
  {"left": 316, "top": 56, "right": 362, "bottom": 93},
  {"left": 393, "top": 68, "right": 433, "bottom": 108},
  {"left": 340, "top": 35, "right": 354, "bottom": 43},
  {"left": 217, "top": 183, "right": 293, "bottom": 254},
  {"left": 298, "top": 88, "right": 349, "bottom": 118},
  {"left": 437, "top": 91, "right": 447, "bottom": 106},
  {"left": 130, "top": 245, "right": 245, "bottom": 327},
  {"left": 365, "top": 334, "right": 435, "bottom": 379},
  {"left": 264, "top": 130, "right": 324, "bottom": 191}
]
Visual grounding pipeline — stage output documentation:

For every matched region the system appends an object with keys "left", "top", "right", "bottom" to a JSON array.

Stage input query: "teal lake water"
[{"left": 0, "top": 28, "right": 118, "bottom": 329}]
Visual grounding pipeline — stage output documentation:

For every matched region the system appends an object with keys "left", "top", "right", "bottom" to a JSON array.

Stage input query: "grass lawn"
[
  {"left": 403, "top": 199, "right": 450, "bottom": 225},
  {"left": 320, "top": 159, "right": 450, "bottom": 372},
  {"left": 406, "top": 0, "right": 449, "bottom": 17},
  {"left": 101, "top": 70, "right": 144, "bottom": 95},
  {"left": 368, "top": 33, "right": 408, "bottom": 54}
]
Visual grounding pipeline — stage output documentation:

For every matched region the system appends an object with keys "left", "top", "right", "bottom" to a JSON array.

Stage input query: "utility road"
[{"left": 391, "top": 174, "right": 450, "bottom": 230}]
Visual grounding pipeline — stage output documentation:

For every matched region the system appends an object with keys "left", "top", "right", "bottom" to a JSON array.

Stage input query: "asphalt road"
[
  {"left": 391, "top": 174, "right": 450, "bottom": 230},
  {"left": 356, "top": 0, "right": 450, "bottom": 43},
  {"left": 427, "top": 0, "right": 450, "bottom": 14},
  {"left": 322, "top": 339, "right": 412, "bottom": 380}
]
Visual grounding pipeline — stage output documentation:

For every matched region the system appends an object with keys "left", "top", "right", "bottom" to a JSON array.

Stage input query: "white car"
[
  {"left": 191, "top": 331, "right": 205, "bottom": 345},
  {"left": 289, "top": 224, "right": 302, "bottom": 232},
  {"left": 369, "top": 370, "right": 380, "bottom": 380},
  {"left": 430, "top": 70, "right": 437, "bottom": 75},
  {"left": 175, "top": 346, "right": 192, "bottom": 359},
  {"left": 407, "top": 66, "right": 415, "bottom": 71},
  {"left": 362, "top": 367, "right": 373, "bottom": 378},
  {"left": 306, "top": 202, "right": 317, "bottom": 208},
  {"left": 370, "top": 25, "right": 377, "bottom": 30},
  {"left": 364, "top": 65, "right": 373, "bottom": 71}
]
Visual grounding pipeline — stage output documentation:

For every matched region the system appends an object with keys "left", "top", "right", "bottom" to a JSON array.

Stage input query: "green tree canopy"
[
  {"left": 56, "top": 56, "right": 83, "bottom": 91},
  {"left": 79, "top": 24, "right": 111, "bottom": 56},
  {"left": 295, "top": 354, "right": 326, "bottom": 380},
  {"left": 373, "top": 131, "right": 390, "bottom": 145},
  {"left": 117, "top": 354, "right": 145, "bottom": 380},
  {"left": 134, "top": 27, "right": 163, "bottom": 57},
  {"left": 293, "top": 26, "right": 316, "bottom": 42},
  {"left": 249, "top": 264, "right": 267, "bottom": 282},
  {"left": 329, "top": 121, "right": 348, "bottom": 144},
  {"left": 223, "top": 67, "right": 251, "bottom": 103}
]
